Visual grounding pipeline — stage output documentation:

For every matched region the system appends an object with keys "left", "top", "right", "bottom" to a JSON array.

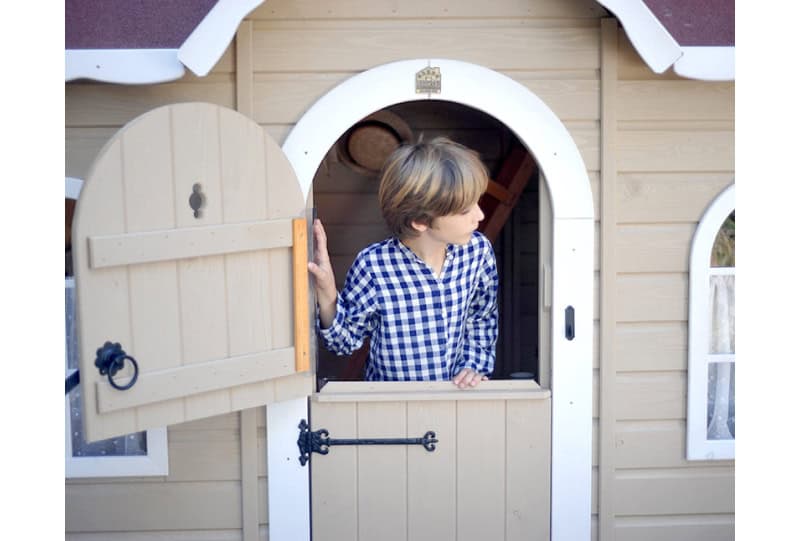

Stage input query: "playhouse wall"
[{"left": 65, "top": 1, "right": 734, "bottom": 540}]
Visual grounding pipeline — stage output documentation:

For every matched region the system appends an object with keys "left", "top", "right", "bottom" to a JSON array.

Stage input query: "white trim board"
[
  {"left": 178, "top": 0, "right": 265, "bottom": 77},
  {"left": 65, "top": 49, "right": 185, "bottom": 84},
  {"left": 675, "top": 46, "right": 735, "bottom": 81},
  {"left": 275, "top": 58, "right": 595, "bottom": 541},
  {"left": 595, "top": 0, "right": 734, "bottom": 81}
]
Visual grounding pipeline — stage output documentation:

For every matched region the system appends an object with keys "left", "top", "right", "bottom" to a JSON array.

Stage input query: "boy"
[{"left": 308, "top": 137, "right": 499, "bottom": 389}]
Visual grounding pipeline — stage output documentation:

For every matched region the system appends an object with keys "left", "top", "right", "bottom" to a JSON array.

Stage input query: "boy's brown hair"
[{"left": 377, "top": 137, "right": 489, "bottom": 239}]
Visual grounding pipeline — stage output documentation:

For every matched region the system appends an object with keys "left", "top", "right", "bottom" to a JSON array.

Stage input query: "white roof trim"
[
  {"left": 596, "top": 0, "right": 682, "bottom": 73},
  {"left": 65, "top": 49, "right": 185, "bottom": 84},
  {"left": 66, "top": 0, "right": 267, "bottom": 83},
  {"left": 674, "top": 46, "right": 735, "bottom": 81},
  {"left": 178, "top": 0, "right": 265, "bottom": 77}
]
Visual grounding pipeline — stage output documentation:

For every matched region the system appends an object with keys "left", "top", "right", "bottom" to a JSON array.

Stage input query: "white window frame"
[
  {"left": 687, "top": 183, "right": 735, "bottom": 460},
  {"left": 65, "top": 178, "right": 169, "bottom": 478}
]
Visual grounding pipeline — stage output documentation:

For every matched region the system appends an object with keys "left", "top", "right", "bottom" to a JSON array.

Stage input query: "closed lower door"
[{"left": 309, "top": 380, "right": 551, "bottom": 541}]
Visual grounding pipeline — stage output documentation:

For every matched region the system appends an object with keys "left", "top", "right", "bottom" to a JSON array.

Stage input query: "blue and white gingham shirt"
[{"left": 318, "top": 231, "right": 499, "bottom": 381}]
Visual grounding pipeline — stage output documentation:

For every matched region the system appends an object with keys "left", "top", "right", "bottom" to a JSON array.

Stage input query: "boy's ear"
[{"left": 410, "top": 220, "right": 429, "bottom": 233}]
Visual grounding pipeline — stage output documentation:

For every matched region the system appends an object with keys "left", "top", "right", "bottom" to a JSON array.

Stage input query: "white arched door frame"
[{"left": 269, "top": 58, "right": 594, "bottom": 541}]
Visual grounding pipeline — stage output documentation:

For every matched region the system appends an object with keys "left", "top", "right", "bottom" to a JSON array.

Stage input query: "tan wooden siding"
[
  {"left": 64, "top": 1, "right": 735, "bottom": 539},
  {"left": 608, "top": 26, "right": 735, "bottom": 541}
]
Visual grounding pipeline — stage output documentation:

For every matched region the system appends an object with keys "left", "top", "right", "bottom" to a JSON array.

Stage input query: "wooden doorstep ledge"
[{"left": 313, "top": 380, "right": 551, "bottom": 403}]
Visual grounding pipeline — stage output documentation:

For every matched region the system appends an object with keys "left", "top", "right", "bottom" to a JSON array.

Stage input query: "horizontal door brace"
[{"left": 296, "top": 419, "right": 437, "bottom": 466}]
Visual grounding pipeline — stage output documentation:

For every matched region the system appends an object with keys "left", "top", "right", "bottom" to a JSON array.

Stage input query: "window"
[
  {"left": 65, "top": 177, "right": 168, "bottom": 478},
  {"left": 687, "top": 184, "right": 735, "bottom": 460}
]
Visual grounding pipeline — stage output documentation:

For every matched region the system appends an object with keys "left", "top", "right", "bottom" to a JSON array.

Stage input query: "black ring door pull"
[
  {"left": 565, "top": 306, "right": 575, "bottom": 341},
  {"left": 297, "top": 419, "right": 438, "bottom": 466},
  {"left": 95, "top": 341, "right": 139, "bottom": 391}
]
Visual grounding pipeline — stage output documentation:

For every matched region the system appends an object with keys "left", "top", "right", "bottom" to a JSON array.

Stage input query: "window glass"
[
  {"left": 710, "top": 212, "right": 734, "bottom": 267},
  {"left": 709, "top": 275, "right": 735, "bottom": 354},
  {"left": 707, "top": 362, "right": 735, "bottom": 440}
]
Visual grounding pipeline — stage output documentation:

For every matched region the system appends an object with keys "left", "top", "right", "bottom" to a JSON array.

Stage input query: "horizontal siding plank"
[
  {"left": 252, "top": 72, "right": 599, "bottom": 124},
  {"left": 615, "top": 420, "right": 735, "bottom": 470},
  {"left": 616, "top": 223, "right": 695, "bottom": 273},
  {"left": 616, "top": 274, "right": 687, "bottom": 322},
  {"left": 616, "top": 322, "right": 687, "bottom": 372},
  {"left": 167, "top": 439, "right": 241, "bottom": 482},
  {"left": 617, "top": 130, "right": 734, "bottom": 173},
  {"left": 65, "top": 127, "right": 120, "bottom": 179},
  {"left": 616, "top": 372, "right": 685, "bottom": 421},
  {"left": 251, "top": 22, "right": 600, "bottom": 72},
  {"left": 617, "top": 81, "right": 734, "bottom": 121},
  {"left": 66, "top": 530, "right": 246, "bottom": 541},
  {"left": 616, "top": 514, "right": 734, "bottom": 541},
  {"left": 66, "top": 481, "right": 242, "bottom": 531},
  {"left": 617, "top": 173, "right": 734, "bottom": 224},
  {"left": 615, "top": 471, "right": 734, "bottom": 515},
  {"left": 65, "top": 76, "right": 235, "bottom": 127},
  {"left": 617, "top": 34, "right": 683, "bottom": 81},
  {"left": 250, "top": 0, "right": 606, "bottom": 19}
]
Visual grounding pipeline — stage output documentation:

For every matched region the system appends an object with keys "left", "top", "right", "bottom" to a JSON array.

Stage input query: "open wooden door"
[
  {"left": 72, "top": 102, "right": 312, "bottom": 442},
  {"left": 309, "top": 381, "right": 552, "bottom": 541}
]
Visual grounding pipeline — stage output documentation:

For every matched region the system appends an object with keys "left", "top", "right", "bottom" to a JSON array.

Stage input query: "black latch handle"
[
  {"left": 95, "top": 341, "right": 139, "bottom": 391},
  {"left": 297, "top": 419, "right": 437, "bottom": 466},
  {"left": 565, "top": 306, "right": 575, "bottom": 341}
]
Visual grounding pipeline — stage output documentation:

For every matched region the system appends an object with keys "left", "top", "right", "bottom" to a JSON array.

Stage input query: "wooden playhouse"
[{"left": 65, "top": 1, "right": 735, "bottom": 540}]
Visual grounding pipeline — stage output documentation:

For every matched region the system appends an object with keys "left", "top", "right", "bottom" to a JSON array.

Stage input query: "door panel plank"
[
  {"left": 506, "top": 399, "right": 551, "bottom": 541},
  {"left": 311, "top": 402, "right": 358, "bottom": 541},
  {"left": 357, "top": 402, "right": 407, "bottom": 541},
  {"left": 457, "top": 400, "right": 507, "bottom": 541},
  {"left": 407, "top": 400, "right": 457, "bottom": 541}
]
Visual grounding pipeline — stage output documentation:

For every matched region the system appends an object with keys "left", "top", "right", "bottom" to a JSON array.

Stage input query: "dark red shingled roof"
[
  {"left": 643, "top": 0, "right": 734, "bottom": 46},
  {"left": 65, "top": 0, "right": 217, "bottom": 49}
]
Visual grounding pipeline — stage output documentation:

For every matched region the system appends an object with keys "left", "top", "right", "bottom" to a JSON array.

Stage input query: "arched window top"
[
  {"left": 687, "top": 183, "right": 735, "bottom": 461},
  {"left": 711, "top": 211, "right": 735, "bottom": 268}
]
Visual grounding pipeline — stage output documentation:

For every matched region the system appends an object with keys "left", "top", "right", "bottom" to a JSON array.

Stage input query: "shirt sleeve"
[
  {"left": 317, "top": 252, "right": 378, "bottom": 356},
  {"left": 454, "top": 236, "right": 499, "bottom": 376}
]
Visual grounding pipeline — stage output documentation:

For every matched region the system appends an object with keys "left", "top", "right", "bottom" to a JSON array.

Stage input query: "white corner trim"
[
  {"left": 178, "top": 0, "right": 265, "bottom": 77},
  {"left": 595, "top": 0, "right": 682, "bottom": 73},
  {"left": 65, "top": 49, "right": 185, "bottom": 84},
  {"left": 674, "top": 46, "right": 735, "bottom": 81},
  {"left": 266, "top": 398, "right": 310, "bottom": 541}
]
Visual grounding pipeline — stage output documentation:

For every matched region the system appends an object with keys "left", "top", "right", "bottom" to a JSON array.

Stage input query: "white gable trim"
[
  {"left": 65, "top": 49, "right": 185, "bottom": 84},
  {"left": 675, "top": 46, "right": 735, "bottom": 81},
  {"left": 66, "top": 0, "right": 267, "bottom": 83},
  {"left": 595, "top": 0, "right": 682, "bottom": 73},
  {"left": 178, "top": 0, "right": 265, "bottom": 77},
  {"left": 277, "top": 58, "right": 594, "bottom": 541}
]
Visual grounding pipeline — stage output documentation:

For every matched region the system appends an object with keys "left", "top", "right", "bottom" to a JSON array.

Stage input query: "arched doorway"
[{"left": 272, "top": 58, "right": 594, "bottom": 541}]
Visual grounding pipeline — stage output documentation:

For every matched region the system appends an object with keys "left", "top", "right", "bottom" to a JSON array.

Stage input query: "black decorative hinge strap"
[{"left": 296, "top": 419, "right": 438, "bottom": 466}]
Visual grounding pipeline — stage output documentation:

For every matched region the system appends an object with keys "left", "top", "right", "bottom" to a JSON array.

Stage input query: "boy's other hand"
[
  {"left": 452, "top": 368, "right": 488, "bottom": 389},
  {"left": 308, "top": 219, "right": 338, "bottom": 328}
]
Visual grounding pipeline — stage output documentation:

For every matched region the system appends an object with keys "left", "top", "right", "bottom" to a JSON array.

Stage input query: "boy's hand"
[
  {"left": 307, "top": 219, "right": 338, "bottom": 328},
  {"left": 452, "top": 368, "right": 488, "bottom": 389}
]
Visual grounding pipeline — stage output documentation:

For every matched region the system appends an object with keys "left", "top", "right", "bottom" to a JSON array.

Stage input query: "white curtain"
[{"left": 707, "top": 274, "right": 735, "bottom": 440}]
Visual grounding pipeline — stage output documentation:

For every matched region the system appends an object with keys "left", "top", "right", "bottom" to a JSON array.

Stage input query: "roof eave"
[
  {"left": 65, "top": 0, "right": 265, "bottom": 84},
  {"left": 596, "top": 0, "right": 735, "bottom": 81}
]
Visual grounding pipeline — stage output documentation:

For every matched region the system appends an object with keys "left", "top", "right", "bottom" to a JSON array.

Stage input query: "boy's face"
[{"left": 426, "top": 202, "right": 485, "bottom": 245}]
